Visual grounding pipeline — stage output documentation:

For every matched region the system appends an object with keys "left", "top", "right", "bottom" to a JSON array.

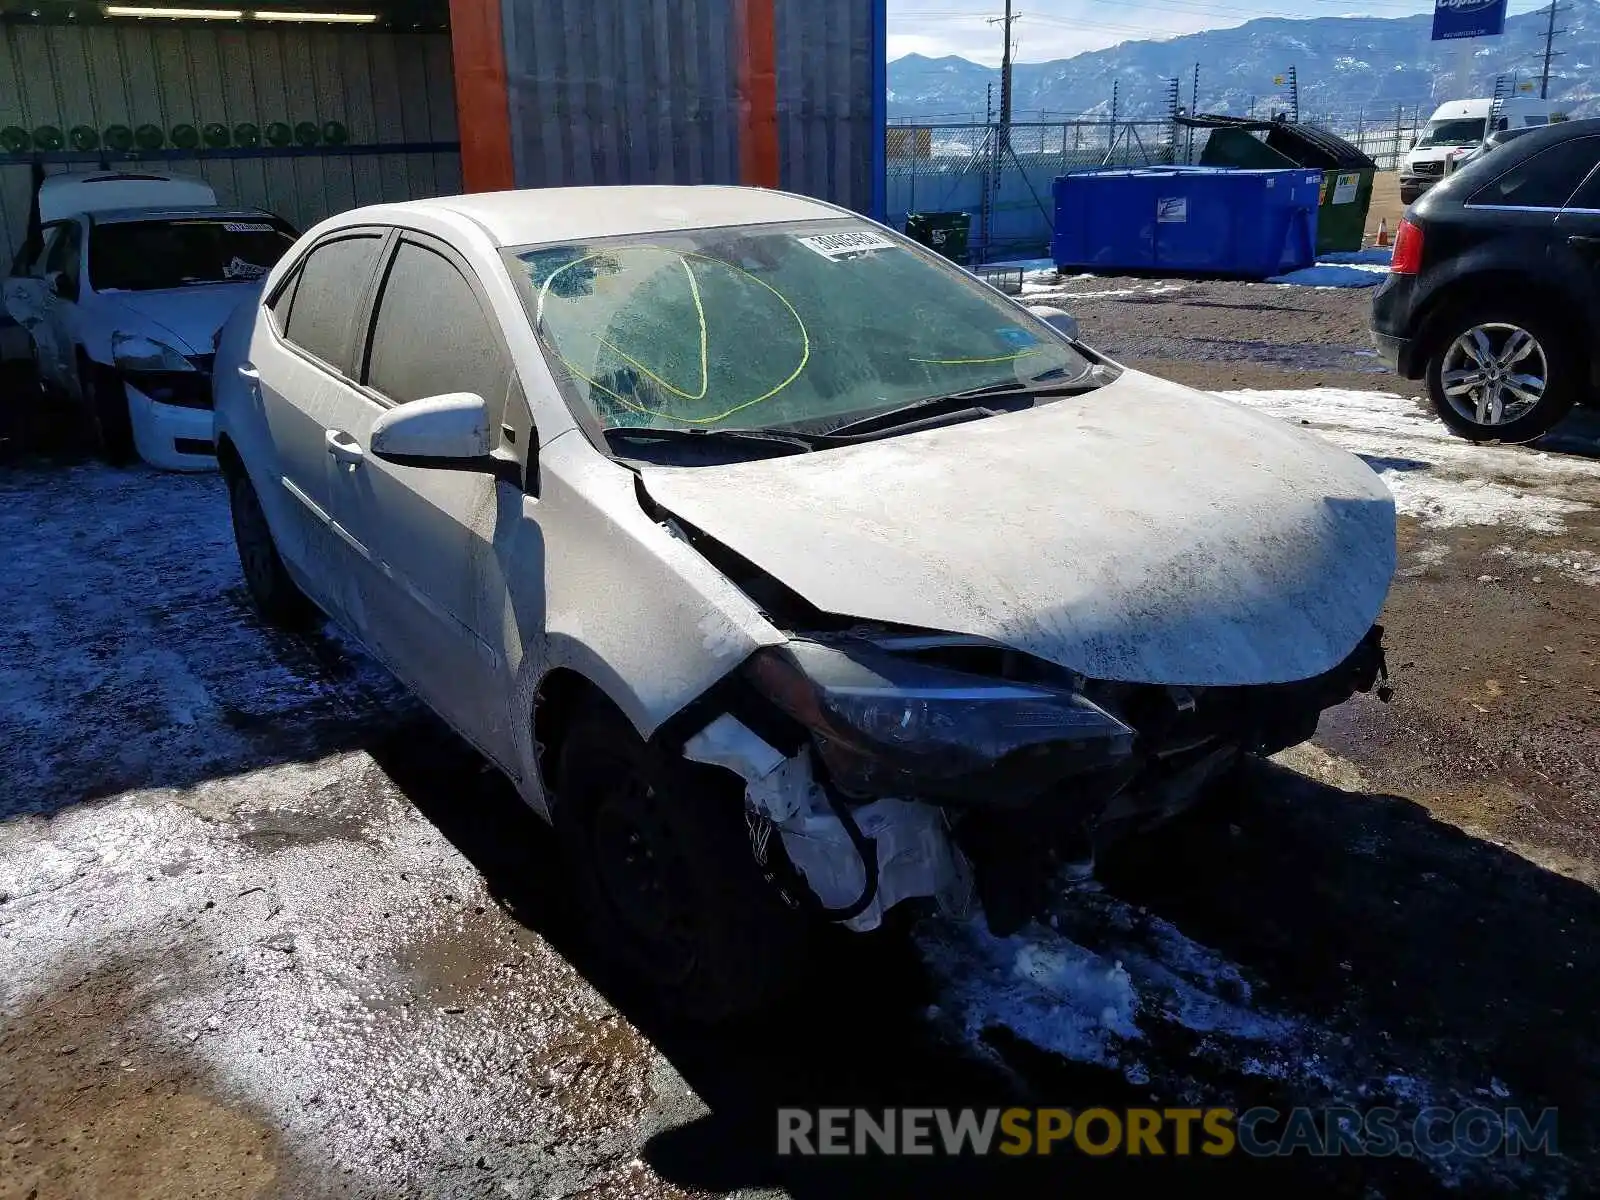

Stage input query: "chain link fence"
[
  {"left": 1296, "top": 105, "right": 1430, "bottom": 171},
  {"left": 886, "top": 119, "right": 1178, "bottom": 264}
]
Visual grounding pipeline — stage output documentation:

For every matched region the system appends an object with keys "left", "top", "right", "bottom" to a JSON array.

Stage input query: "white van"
[{"left": 1400, "top": 97, "right": 1562, "bottom": 203}]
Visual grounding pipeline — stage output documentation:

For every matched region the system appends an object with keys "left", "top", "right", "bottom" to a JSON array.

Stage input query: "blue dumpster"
[{"left": 1051, "top": 166, "right": 1322, "bottom": 278}]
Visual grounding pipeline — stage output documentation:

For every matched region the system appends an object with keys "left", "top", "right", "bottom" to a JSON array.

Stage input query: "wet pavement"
[{"left": 4, "top": 289, "right": 1600, "bottom": 1198}]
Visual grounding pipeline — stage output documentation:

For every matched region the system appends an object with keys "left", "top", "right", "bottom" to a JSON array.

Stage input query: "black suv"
[{"left": 1371, "top": 117, "right": 1600, "bottom": 443}]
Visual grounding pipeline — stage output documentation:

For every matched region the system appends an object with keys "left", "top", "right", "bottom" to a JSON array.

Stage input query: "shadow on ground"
[{"left": 369, "top": 720, "right": 1597, "bottom": 1198}]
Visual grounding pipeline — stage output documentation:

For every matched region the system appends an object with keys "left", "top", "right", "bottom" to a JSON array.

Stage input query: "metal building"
[{"left": 0, "top": 0, "right": 887, "bottom": 260}]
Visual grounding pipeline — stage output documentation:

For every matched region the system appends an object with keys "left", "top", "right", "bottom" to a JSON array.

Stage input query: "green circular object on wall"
[
  {"left": 264, "top": 121, "right": 292, "bottom": 147},
  {"left": 32, "top": 125, "right": 64, "bottom": 151},
  {"left": 293, "top": 120, "right": 319, "bottom": 146},
  {"left": 321, "top": 120, "right": 348, "bottom": 146},
  {"left": 233, "top": 122, "right": 260, "bottom": 148},
  {"left": 70, "top": 125, "right": 100, "bottom": 151},
  {"left": 134, "top": 123, "right": 165, "bottom": 150},
  {"left": 103, "top": 124, "right": 134, "bottom": 151},
  {"left": 202, "top": 122, "right": 230, "bottom": 148},
  {"left": 1, "top": 126, "right": 30, "bottom": 153},
  {"left": 171, "top": 123, "right": 200, "bottom": 150}
]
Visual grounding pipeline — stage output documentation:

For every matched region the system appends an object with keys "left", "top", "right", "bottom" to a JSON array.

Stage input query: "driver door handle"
[
  {"left": 1568, "top": 235, "right": 1600, "bottom": 248},
  {"left": 237, "top": 363, "right": 260, "bottom": 381},
  {"left": 325, "top": 428, "right": 364, "bottom": 467}
]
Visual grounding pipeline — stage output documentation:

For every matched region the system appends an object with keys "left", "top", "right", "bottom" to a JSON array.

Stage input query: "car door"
[
  {"left": 34, "top": 221, "right": 81, "bottom": 389},
  {"left": 324, "top": 232, "right": 525, "bottom": 768},
  {"left": 1467, "top": 133, "right": 1600, "bottom": 293},
  {"left": 1553, "top": 155, "right": 1600, "bottom": 295},
  {"left": 247, "top": 228, "right": 390, "bottom": 634},
  {"left": 3, "top": 223, "right": 61, "bottom": 366}
]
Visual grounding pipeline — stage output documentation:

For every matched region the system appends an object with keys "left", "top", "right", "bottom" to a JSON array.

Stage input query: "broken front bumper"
[{"left": 679, "top": 625, "right": 1391, "bottom": 936}]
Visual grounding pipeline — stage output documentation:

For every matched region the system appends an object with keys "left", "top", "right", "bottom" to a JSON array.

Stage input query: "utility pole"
[
  {"left": 1540, "top": 1, "right": 1564, "bottom": 100},
  {"left": 987, "top": 1, "right": 1020, "bottom": 154}
]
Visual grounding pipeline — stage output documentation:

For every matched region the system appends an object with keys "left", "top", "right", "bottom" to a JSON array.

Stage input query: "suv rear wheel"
[{"left": 1424, "top": 301, "right": 1581, "bottom": 444}]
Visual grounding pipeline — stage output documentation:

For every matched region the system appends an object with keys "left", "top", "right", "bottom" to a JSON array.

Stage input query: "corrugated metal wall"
[
  {"left": 774, "top": 0, "right": 875, "bottom": 215},
  {"left": 497, "top": 0, "right": 877, "bottom": 214},
  {"left": 0, "top": 24, "right": 460, "bottom": 258}
]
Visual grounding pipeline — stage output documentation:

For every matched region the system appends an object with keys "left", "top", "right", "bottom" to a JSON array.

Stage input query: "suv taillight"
[{"left": 1390, "top": 218, "right": 1424, "bottom": 275}]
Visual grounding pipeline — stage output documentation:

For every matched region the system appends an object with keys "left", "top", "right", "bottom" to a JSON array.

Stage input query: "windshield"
[
  {"left": 88, "top": 218, "right": 296, "bottom": 292},
  {"left": 1418, "top": 118, "right": 1486, "bottom": 149},
  {"left": 505, "top": 219, "right": 1094, "bottom": 437}
]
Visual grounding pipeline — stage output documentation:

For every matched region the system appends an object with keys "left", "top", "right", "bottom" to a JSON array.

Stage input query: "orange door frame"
[
  {"left": 447, "top": 0, "right": 515, "bottom": 192},
  {"left": 737, "top": 0, "right": 780, "bottom": 188}
]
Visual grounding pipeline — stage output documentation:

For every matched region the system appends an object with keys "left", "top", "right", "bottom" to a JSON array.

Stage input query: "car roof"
[
  {"left": 338, "top": 186, "right": 850, "bottom": 248},
  {"left": 83, "top": 205, "right": 280, "bottom": 225},
  {"left": 38, "top": 170, "right": 219, "bottom": 222}
]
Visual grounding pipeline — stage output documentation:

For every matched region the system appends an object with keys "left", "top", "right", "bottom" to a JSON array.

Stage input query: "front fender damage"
[{"left": 683, "top": 713, "right": 975, "bottom": 933}]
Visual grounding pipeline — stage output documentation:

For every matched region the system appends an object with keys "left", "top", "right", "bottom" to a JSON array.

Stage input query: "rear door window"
[
  {"left": 1471, "top": 136, "right": 1600, "bottom": 209},
  {"left": 280, "top": 233, "right": 385, "bottom": 375},
  {"left": 363, "top": 238, "right": 511, "bottom": 424}
]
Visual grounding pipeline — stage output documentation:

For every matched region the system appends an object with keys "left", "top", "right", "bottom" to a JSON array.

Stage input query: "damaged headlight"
[{"left": 743, "top": 639, "right": 1135, "bottom": 804}]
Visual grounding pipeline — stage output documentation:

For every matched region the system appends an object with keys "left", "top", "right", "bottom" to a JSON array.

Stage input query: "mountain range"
[{"left": 887, "top": 0, "right": 1600, "bottom": 126}]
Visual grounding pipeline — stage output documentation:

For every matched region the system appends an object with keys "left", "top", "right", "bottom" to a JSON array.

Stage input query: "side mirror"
[
  {"left": 370, "top": 392, "right": 493, "bottom": 467},
  {"left": 47, "top": 270, "right": 71, "bottom": 299},
  {"left": 1027, "top": 304, "right": 1080, "bottom": 342},
  {"left": 1408, "top": 136, "right": 1418, "bottom": 150}
]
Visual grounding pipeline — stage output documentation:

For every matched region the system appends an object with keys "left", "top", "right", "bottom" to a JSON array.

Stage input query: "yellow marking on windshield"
[
  {"left": 594, "top": 255, "right": 709, "bottom": 401},
  {"left": 909, "top": 349, "right": 1039, "bottom": 365},
  {"left": 536, "top": 246, "right": 810, "bottom": 426}
]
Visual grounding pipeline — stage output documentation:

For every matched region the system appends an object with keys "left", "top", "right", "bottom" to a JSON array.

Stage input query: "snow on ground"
[
  {"left": 1265, "top": 263, "right": 1386, "bottom": 288},
  {"left": 1022, "top": 279, "right": 1188, "bottom": 301},
  {"left": 1216, "top": 388, "right": 1600, "bottom": 539}
]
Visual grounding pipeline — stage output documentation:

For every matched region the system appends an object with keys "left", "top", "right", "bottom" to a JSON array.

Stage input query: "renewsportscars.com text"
[{"left": 777, "top": 1106, "right": 1558, "bottom": 1159}]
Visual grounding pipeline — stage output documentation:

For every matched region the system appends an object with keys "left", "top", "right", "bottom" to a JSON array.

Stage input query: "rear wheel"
[
  {"left": 80, "top": 356, "right": 135, "bottom": 465},
  {"left": 227, "top": 465, "right": 315, "bottom": 629},
  {"left": 555, "top": 700, "right": 811, "bottom": 1021},
  {"left": 1425, "top": 301, "right": 1581, "bottom": 444}
]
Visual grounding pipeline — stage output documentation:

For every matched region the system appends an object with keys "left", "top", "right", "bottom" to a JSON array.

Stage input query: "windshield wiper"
[
  {"left": 821, "top": 368, "right": 1108, "bottom": 439},
  {"left": 603, "top": 425, "right": 834, "bottom": 457}
]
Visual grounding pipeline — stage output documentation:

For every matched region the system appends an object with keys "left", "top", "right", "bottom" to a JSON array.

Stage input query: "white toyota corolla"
[{"left": 214, "top": 186, "right": 1396, "bottom": 1019}]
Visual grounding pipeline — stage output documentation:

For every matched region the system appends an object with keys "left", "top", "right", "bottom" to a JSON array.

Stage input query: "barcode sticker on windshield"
[
  {"left": 796, "top": 230, "right": 897, "bottom": 261},
  {"left": 224, "top": 222, "right": 275, "bottom": 233}
]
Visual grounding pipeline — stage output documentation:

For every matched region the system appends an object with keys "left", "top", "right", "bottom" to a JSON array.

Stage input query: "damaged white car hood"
[{"left": 641, "top": 370, "right": 1396, "bottom": 687}]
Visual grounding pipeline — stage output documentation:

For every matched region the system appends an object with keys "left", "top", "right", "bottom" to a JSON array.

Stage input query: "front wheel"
[
  {"left": 555, "top": 701, "right": 811, "bottom": 1021},
  {"left": 81, "top": 357, "right": 135, "bottom": 465},
  {"left": 1425, "top": 303, "right": 1581, "bottom": 444}
]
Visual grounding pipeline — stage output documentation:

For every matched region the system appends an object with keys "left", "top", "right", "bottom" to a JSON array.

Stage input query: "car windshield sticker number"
[
  {"left": 1332, "top": 173, "right": 1360, "bottom": 205},
  {"left": 223, "top": 256, "right": 268, "bottom": 280},
  {"left": 1157, "top": 197, "right": 1187, "bottom": 223},
  {"left": 223, "top": 222, "right": 276, "bottom": 233},
  {"left": 796, "top": 230, "right": 897, "bottom": 261}
]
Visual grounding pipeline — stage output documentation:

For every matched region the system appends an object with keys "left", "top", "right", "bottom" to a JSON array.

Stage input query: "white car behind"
[
  {"left": 214, "top": 186, "right": 1397, "bottom": 1019},
  {"left": 2, "top": 171, "right": 296, "bottom": 469}
]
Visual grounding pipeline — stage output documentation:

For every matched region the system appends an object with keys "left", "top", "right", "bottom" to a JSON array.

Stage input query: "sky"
[{"left": 886, "top": 0, "right": 1557, "bottom": 63}]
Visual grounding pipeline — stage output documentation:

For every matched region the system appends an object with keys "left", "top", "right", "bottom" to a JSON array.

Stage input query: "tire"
[
  {"left": 227, "top": 466, "right": 316, "bottom": 629},
  {"left": 1424, "top": 299, "right": 1581, "bottom": 444},
  {"left": 1400, "top": 185, "right": 1423, "bottom": 205},
  {"left": 81, "top": 356, "right": 135, "bottom": 465},
  {"left": 555, "top": 700, "right": 811, "bottom": 1022}
]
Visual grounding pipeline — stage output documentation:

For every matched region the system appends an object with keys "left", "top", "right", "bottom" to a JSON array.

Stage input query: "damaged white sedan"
[{"left": 214, "top": 186, "right": 1396, "bottom": 1019}]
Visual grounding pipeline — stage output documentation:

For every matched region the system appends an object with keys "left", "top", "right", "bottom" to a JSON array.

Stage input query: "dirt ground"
[{"left": 4, "top": 271, "right": 1600, "bottom": 1199}]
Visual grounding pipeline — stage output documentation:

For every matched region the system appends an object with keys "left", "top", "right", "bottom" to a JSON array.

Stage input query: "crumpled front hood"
[
  {"left": 641, "top": 370, "right": 1396, "bottom": 687},
  {"left": 101, "top": 282, "right": 263, "bottom": 355}
]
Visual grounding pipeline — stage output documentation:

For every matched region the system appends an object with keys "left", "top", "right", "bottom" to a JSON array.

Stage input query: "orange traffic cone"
[{"left": 1376, "top": 218, "right": 1391, "bottom": 248}]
